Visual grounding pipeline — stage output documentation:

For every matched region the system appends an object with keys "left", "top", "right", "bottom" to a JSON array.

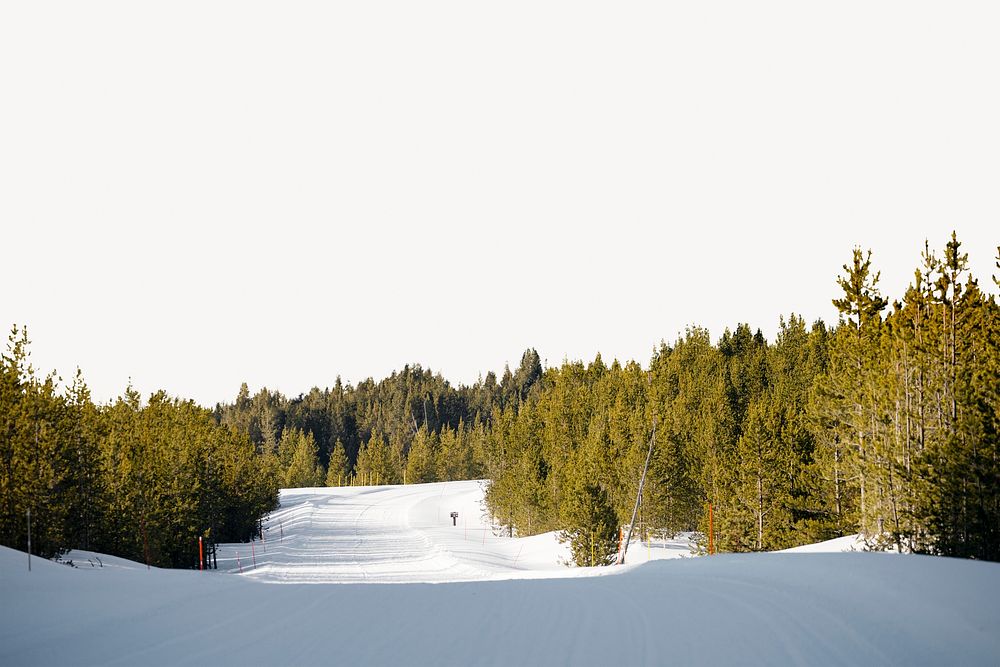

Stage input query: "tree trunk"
[{"left": 757, "top": 472, "right": 763, "bottom": 551}]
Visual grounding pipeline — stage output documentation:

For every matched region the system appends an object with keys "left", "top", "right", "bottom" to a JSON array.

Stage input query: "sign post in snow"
[{"left": 450, "top": 512, "right": 459, "bottom": 526}]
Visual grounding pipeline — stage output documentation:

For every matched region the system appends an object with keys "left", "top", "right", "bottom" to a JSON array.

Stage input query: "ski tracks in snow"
[{"left": 217, "top": 481, "right": 514, "bottom": 584}]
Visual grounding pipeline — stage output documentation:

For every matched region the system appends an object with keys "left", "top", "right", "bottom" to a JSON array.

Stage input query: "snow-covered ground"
[
  {"left": 212, "top": 480, "right": 691, "bottom": 583},
  {"left": 2, "top": 480, "right": 999, "bottom": 665},
  {"left": 779, "top": 533, "right": 868, "bottom": 553}
]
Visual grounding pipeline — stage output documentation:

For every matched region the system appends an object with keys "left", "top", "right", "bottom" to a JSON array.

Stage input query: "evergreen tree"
[
  {"left": 325, "top": 440, "right": 349, "bottom": 487},
  {"left": 436, "top": 423, "right": 475, "bottom": 481},
  {"left": 283, "top": 428, "right": 324, "bottom": 488},
  {"left": 355, "top": 434, "right": 401, "bottom": 485},
  {"left": 558, "top": 476, "right": 619, "bottom": 566},
  {"left": 733, "top": 399, "right": 792, "bottom": 550},
  {"left": 405, "top": 426, "right": 437, "bottom": 484},
  {"left": 815, "top": 248, "right": 888, "bottom": 538}
]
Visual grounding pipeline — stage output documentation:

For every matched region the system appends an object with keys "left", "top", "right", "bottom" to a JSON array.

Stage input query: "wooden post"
[
  {"left": 251, "top": 540, "right": 256, "bottom": 569},
  {"left": 708, "top": 503, "right": 714, "bottom": 556},
  {"left": 26, "top": 509, "right": 31, "bottom": 572}
]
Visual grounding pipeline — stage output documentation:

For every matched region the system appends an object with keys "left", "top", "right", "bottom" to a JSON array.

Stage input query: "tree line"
[
  {"left": 482, "top": 234, "right": 1000, "bottom": 563},
  {"left": 213, "top": 233, "right": 999, "bottom": 564},
  {"left": 212, "top": 352, "right": 544, "bottom": 487},
  {"left": 0, "top": 331, "right": 278, "bottom": 567},
  {"left": 3, "top": 232, "right": 997, "bottom": 567}
]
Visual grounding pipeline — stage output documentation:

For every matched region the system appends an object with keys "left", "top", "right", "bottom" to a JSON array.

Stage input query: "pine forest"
[{"left": 2, "top": 233, "right": 999, "bottom": 567}]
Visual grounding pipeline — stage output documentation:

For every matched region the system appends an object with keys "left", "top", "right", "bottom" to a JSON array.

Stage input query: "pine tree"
[
  {"left": 0, "top": 326, "right": 30, "bottom": 554},
  {"left": 61, "top": 369, "right": 103, "bottom": 550},
  {"left": 283, "top": 429, "right": 324, "bottom": 488},
  {"left": 437, "top": 423, "right": 475, "bottom": 481},
  {"left": 405, "top": 426, "right": 437, "bottom": 484},
  {"left": 558, "top": 476, "right": 619, "bottom": 566},
  {"left": 816, "top": 248, "right": 888, "bottom": 539},
  {"left": 325, "top": 440, "right": 349, "bottom": 486},
  {"left": 734, "top": 399, "right": 793, "bottom": 550},
  {"left": 354, "top": 434, "right": 401, "bottom": 485}
]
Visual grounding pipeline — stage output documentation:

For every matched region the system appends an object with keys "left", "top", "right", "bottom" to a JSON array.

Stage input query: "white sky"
[{"left": 2, "top": 1, "right": 998, "bottom": 406}]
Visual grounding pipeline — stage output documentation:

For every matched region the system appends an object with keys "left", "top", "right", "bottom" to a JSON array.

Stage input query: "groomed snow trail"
[
  {"left": 4, "top": 543, "right": 1000, "bottom": 666},
  {"left": 3, "top": 481, "right": 1000, "bottom": 665},
  {"left": 215, "top": 480, "right": 692, "bottom": 583}
]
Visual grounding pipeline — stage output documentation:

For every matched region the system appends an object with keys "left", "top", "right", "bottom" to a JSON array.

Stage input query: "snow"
[
  {"left": 779, "top": 534, "right": 868, "bottom": 553},
  {"left": 2, "top": 480, "right": 999, "bottom": 665},
  {"left": 212, "top": 480, "right": 691, "bottom": 583}
]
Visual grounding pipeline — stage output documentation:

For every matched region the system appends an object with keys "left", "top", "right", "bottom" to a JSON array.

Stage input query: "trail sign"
[{"left": 450, "top": 512, "right": 459, "bottom": 526}]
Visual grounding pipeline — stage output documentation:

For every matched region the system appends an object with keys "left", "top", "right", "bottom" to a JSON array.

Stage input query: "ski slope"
[
  {"left": 213, "top": 480, "right": 691, "bottom": 583},
  {"left": 3, "top": 480, "right": 1000, "bottom": 666}
]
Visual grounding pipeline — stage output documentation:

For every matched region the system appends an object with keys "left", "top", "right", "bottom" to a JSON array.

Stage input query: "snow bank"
[
  {"left": 779, "top": 534, "right": 867, "bottom": 553},
  {"left": 3, "top": 544, "right": 999, "bottom": 665},
  {"left": 3, "top": 481, "right": 998, "bottom": 665}
]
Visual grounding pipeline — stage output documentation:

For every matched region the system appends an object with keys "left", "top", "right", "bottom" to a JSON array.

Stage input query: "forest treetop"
[{"left": 3, "top": 233, "right": 998, "bottom": 566}]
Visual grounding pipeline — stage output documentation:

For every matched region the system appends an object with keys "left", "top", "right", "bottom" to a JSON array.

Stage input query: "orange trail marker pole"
[{"left": 199, "top": 536, "right": 204, "bottom": 571}]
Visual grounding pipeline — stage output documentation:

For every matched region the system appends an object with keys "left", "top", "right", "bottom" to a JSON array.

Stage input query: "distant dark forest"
[{"left": 3, "top": 233, "right": 999, "bottom": 566}]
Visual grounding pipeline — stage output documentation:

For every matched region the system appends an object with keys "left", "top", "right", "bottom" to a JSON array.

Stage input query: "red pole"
[
  {"left": 708, "top": 503, "right": 714, "bottom": 556},
  {"left": 199, "top": 536, "right": 204, "bottom": 571}
]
